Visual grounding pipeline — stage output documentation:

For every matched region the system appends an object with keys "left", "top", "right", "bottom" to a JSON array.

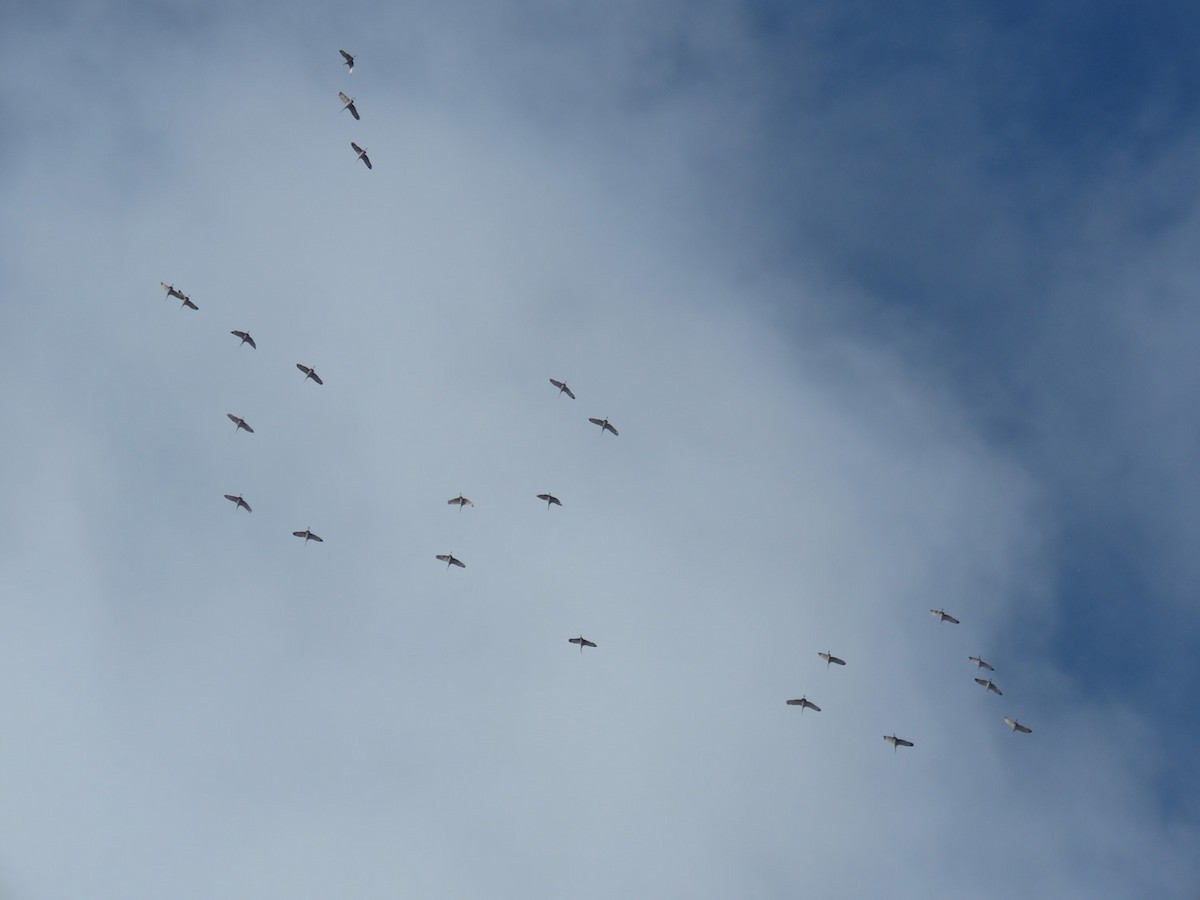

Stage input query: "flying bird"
[
  {"left": 227, "top": 413, "right": 254, "bottom": 433},
  {"left": 339, "top": 49, "right": 355, "bottom": 74},
  {"left": 884, "top": 734, "right": 914, "bottom": 752},
  {"left": 447, "top": 495, "right": 475, "bottom": 510},
  {"left": 338, "top": 91, "right": 360, "bottom": 120},
  {"left": 786, "top": 696, "right": 821, "bottom": 713},
  {"left": 568, "top": 635, "right": 597, "bottom": 653},
  {"left": 930, "top": 608, "right": 960, "bottom": 624},
  {"left": 351, "top": 142, "right": 372, "bottom": 169},
  {"left": 296, "top": 364, "right": 324, "bottom": 385},
  {"left": 293, "top": 528, "right": 323, "bottom": 544},
  {"left": 536, "top": 493, "right": 562, "bottom": 508},
  {"left": 975, "top": 677, "right": 1004, "bottom": 696},
  {"left": 969, "top": 655, "right": 995, "bottom": 671},
  {"left": 436, "top": 553, "right": 465, "bottom": 569},
  {"left": 160, "top": 282, "right": 186, "bottom": 301},
  {"left": 818, "top": 651, "right": 846, "bottom": 668},
  {"left": 549, "top": 378, "right": 576, "bottom": 399},
  {"left": 230, "top": 330, "right": 256, "bottom": 349},
  {"left": 223, "top": 493, "right": 252, "bottom": 513},
  {"left": 588, "top": 416, "right": 619, "bottom": 436},
  {"left": 1003, "top": 716, "right": 1032, "bottom": 735}
]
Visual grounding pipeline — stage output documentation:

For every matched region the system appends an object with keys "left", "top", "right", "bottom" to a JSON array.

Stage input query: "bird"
[
  {"left": 160, "top": 282, "right": 186, "bottom": 301},
  {"left": 786, "top": 696, "right": 821, "bottom": 713},
  {"left": 568, "top": 635, "right": 597, "bottom": 653},
  {"left": 1003, "top": 716, "right": 1032, "bottom": 735},
  {"left": 351, "top": 142, "right": 372, "bottom": 169},
  {"left": 818, "top": 651, "right": 846, "bottom": 668},
  {"left": 975, "top": 677, "right": 1003, "bottom": 696},
  {"left": 296, "top": 364, "right": 324, "bottom": 385},
  {"left": 338, "top": 91, "right": 360, "bottom": 120},
  {"left": 339, "top": 49, "right": 355, "bottom": 74},
  {"left": 536, "top": 493, "right": 562, "bottom": 508},
  {"left": 293, "top": 528, "right": 323, "bottom": 544},
  {"left": 436, "top": 553, "right": 465, "bottom": 569},
  {"left": 223, "top": 493, "right": 252, "bottom": 513},
  {"left": 930, "top": 608, "right": 960, "bottom": 624},
  {"left": 227, "top": 413, "right": 254, "bottom": 433},
  {"left": 588, "top": 416, "right": 619, "bottom": 436},
  {"left": 549, "top": 378, "right": 576, "bottom": 399},
  {"left": 968, "top": 655, "right": 994, "bottom": 671},
  {"left": 176, "top": 295, "right": 198, "bottom": 311},
  {"left": 447, "top": 495, "right": 475, "bottom": 510},
  {"left": 884, "top": 734, "right": 914, "bottom": 752},
  {"left": 230, "top": 330, "right": 256, "bottom": 349}
]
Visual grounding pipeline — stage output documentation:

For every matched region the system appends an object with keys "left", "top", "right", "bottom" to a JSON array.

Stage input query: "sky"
[{"left": 1, "top": 1, "right": 1199, "bottom": 897}]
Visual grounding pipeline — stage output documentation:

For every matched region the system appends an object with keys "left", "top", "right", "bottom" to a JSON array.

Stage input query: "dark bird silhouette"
[
  {"left": 230, "top": 330, "right": 256, "bottom": 349},
  {"left": 536, "top": 493, "right": 562, "bottom": 508},
  {"left": 293, "top": 528, "right": 323, "bottom": 544},
  {"left": 224, "top": 493, "right": 252, "bottom": 513},
  {"left": 351, "top": 142, "right": 372, "bottom": 169},
  {"left": 818, "top": 651, "right": 846, "bottom": 668},
  {"left": 1003, "top": 716, "right": 1033, "bottom": 735},
  {"left": 884, "top": 734, "right": 914, "bottom": 752},
  {"left": 339, "top": 49, "right": 355, "bottom": 74},
  {"left": 786, "top": 696, "right": 821, "bottom": 713},
  {"left": 227, "top": 414, "right": 254, "bottom": 434},
  {"left": 588, "top": 416, "right": 619, "bottom": 436},
  {"left": 568, "top": 635, "right": 597, "bottom": 653},
  {"left": 448, "top": 495, "right": 475, "bottom": 510},
  {"left": 436, "top": 553, "right": 465, "bottom": 569},
  {"left": 549, "top": 378, "right": 576, "bottom": 399},
  {"left": 296, "top": 364, "right": 324, "bottom": 385},
  {"left": 930, "top": 608, "right": 961, "bottom": 624},
  {"left": 975, "top": 677, "right": 1004, "bottom": 696},
  {"left": 338, "top": 91, "right": 360, "bottom": 120},
  {"left": 969, "top": 655, "right": 994, "bottom": 671}
]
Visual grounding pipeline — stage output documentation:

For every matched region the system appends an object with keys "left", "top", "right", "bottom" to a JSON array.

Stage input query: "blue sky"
[{"left": 1, "top": 1, "right": 1198, "bottom": 897}]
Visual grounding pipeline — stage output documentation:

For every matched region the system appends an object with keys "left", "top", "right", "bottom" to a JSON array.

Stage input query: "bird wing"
[
  {"left": 536, "top": 494, "right": 550, "bottom": 502},
  {"left": 990, "top": 683, "right": 1003, "bottom": 695},
  {"left": 945, "top": 614, "right": 960, "bottom": 624},
  {"left": 310, "top": 534, "right": 323, "bottom": 542},
  {"left": 975, "top": 678, "right": 988, "bottom": 688},
  {"left": 549, "top": 496, "right": 561, "bottom": 505},
  {"left": 582, "top": 638, "right": 596, "bottom": 647},
  {"left": 436, "top": 554, "right": 450, "bottom": 562},
  {"left": 351, "top": 142, "right": 364, "bottom": 155},
  {"left": 807, "top": 701, "right": 822, "bottom": 711},
  {"left": 310, "top": 371, "right": 324, "bottom": 384},
  {"left": 224, "top": 494, "right": 238, "bottom": 503},
  {"left": 240, "top": 500, "right": 252, "bottom": 512},
  {"left": 245, "top": 334, "right": 256, "bottom": 348},
  {"left": 786, "top": 699, "right": 804, "bottom": 705},
  {"left": 550, "top": 379, "right": 565, "bottom": 390},
  {"left": 227, "top": 414, "right": 239, "bottom": 425},
  {"left": 182, "top": 298, "right": 197, "bottom": 310},
  {"left": 339, "top": 91, "right": 352, "bottom": 104},
  {"left": 829, "top": 656, "right": 846, "bottom": 665},
  {"left": 362, "top": 153, "right": 372, "bottom": 169},
  {"left": 348, "top": 103, "right": 359, "bottom": 120},
  {"left": 450, "top": 557, "right": 465, "bottom": 567},
  {"left": 563, "top": 386, "right": 576, "bottom": 399},
  {"left": 568, "top": 637, "right": 583, "bottom": 646},
  {"left": 604, "top": 422, "right": 618, "bottom": 435},
  {"left": 241, "top": 420, "right": 254, "bottom": 433},
  {"left": 340, "top": 50, "right": 354, "bottom": 63},
  {"left": 293, "top": 531, "right": 307, "bottom": 538},
  {"left": 588, "top": 417, "right": 604, "bottom": 427},
  {"left": 296, "top": 364, "right": 311, "bottom": 375},
  {"left": 898, "top": 738, "right": 914, "bottom": 747}
]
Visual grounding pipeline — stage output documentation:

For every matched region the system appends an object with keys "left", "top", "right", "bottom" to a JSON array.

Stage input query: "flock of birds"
[{"left": 163, "top": 49, "right": 1035, "bottom": 754}]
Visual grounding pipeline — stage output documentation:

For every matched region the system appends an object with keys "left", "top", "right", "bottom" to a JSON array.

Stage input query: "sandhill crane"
[
  {"left": 930, "top": 608, "right": 960, "bottom": 624},
  {"left": 588, "top": 416, "right": 619, "bottom": 436},
  {"left": 339, "top": 49, "right": 355, "bottom": 74},
  {"left": 975, "top": 677, "right": 1003, "bottom": 696},
  {"left": 549, "top": 379, "right": 576, "bottom": 399},
  {"left": 884, "top": 734, "right": 914, "bottom": 752},
  {"left": 568, "top": 635, "right": 597, "bottom": 653},
  {"left": 351, "top": 142, "right": 372, "bottom": 169},
  {"left": 536, "top": 493, "right": 562, "bottom": 508},
  {"left": 786, "top": 696, "right": 821, "bottom": 713},
  {"left": 448, "top": 495, "right": 474, "bottom": 510},
  {"left": 293, "top": 528, "right": 323, "bottom": 544},
  {"left": 230, "top": 330, "right": 257, "bottom": 349},
  {"left": 296, "top": 364, "right": 324, "bottom": 385},
  {"left": 338, "top": 91, "right": 360, "bottom": 120},
  {"left": 436, "top": 553, "right": 465, "bottom": 569},
  {"left": 1003, "top": 716, "right": 1032, "bottom": 735},
  {"left": 818, "top": 651, "right": 846, "bottom": 668},
  {"left": 224, "top": 493, "right": 252, "bottom": 513},
  {"left": 227, "top": 413, "right": 254, "bottom": 433},
  {"left": 969, "top": 655, "right": 994, "bottom": 671}
]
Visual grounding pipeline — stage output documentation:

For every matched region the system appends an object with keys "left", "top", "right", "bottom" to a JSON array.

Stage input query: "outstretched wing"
[
  {"left": 351, "top": 142, "right": 365, "bottom": 155},
  {"left": 945, "top": 614, "right": 960, "bottom": 624},
  {"left": 450, "top": 556, "right": 465, "bottom": 568},
  {"left": 182, "top": 298, "right": 198, "bottom": 310},
  {"left": 340, "top": 49, "right": 354, "bottom": 71},
  {"left": 339, "top": 91, "right": 352, "bottom": 105},
  {"left": 310, "top": 371, "right": 324, "bottom": 385}
]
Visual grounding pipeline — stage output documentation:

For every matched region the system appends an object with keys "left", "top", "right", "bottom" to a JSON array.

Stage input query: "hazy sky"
[{"left": 2, "top": 2, "right": 1198, "bottom": 897}]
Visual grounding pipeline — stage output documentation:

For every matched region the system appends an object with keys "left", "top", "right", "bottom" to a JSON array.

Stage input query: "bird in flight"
[
  {"left": 588, "top": 417, "right": 619, "bottom": 436},
  {"left": 549, "top": 379, "right": 576, "bottom": 399},
  {"left": 230, "top": 330, "right": 256, "bottom": 349},
  {"left": 338, "top": 91, "right": 360, "bottom": 120},
  {"left": 436, "top": 553, "right": 465, "bottom": 569},
  {"left": 536, "top": 493, "right": 562, "bottom": 508},
  {"left": 568, "top": 635, "right": 597, "bottom": 653},
  {"left": 968, "top": 655, "right": 994, "bottom": 671},
  {"left": 975, "top": 677, "right": 1003, "bottom": 696},
  {"left": 818, "top": 651, "right": 846, "bottom": 668},
  {"left": 786, "top": 696, "right": 821, "bottom": 713},
  {"left": 224, "top": 493, "right": 252, "bottom": 513},
  {"left": 884, "top": 734, "right": 914, "bottom": 752},
  {"left": 339, "top": 49, "right": 355, "bottom": 74},
  {"left": 227, "top": 414, "right": 254, "bottom": 434},
  {"left": 1003, "top": 716, "right": 1032, "bottom": 735},
  {"left": 296, "top": 364, "right": 324, "bottom": 385},
  {"left": 447, "top": 495, "right": 474, "bottom": 510},
  {"left": 351, "top": 142, "right": 372, "bottom": 169},
  {"left": 293, "top": 528, "right": 323, "bottom": 544},
  {"left": 930, "top": 608, "right": 960, "bottom": 624}
]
